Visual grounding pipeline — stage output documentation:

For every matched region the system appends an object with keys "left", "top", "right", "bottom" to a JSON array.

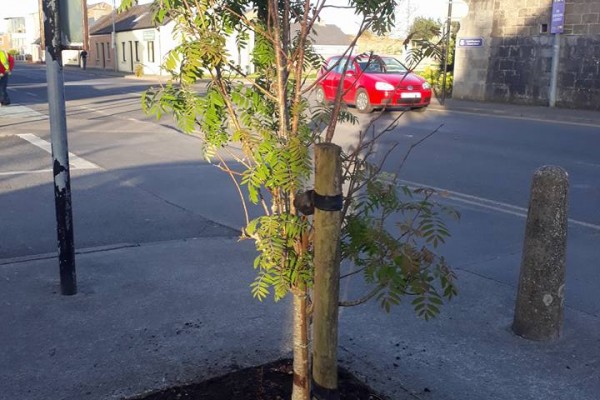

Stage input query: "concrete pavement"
[
  {"left": 428, "top": 97, "right": 600, "bottom": 127},
  {"left": 1, "top": 69, "right": 600, "bottom": 399}
]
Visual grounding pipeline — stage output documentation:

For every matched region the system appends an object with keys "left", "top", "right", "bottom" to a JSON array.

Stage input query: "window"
[
  {"left": 335, "top": 57, "right": 354, "bottom": 74},
  {"left": 357, "top": 58, "right": 384, "bottom": 73},
  {"left": 325, "top": 57, "right": 340, "bottom": 72},
  {"left": 134, "top": 41, "right": 139, "bottom": 62},
  {"left": 7, "top": 17, "right": 26, "bottom": 33},
  {"left": 106, "top": 42, "right": 111, "bottom": 60},
  {"left": 147, "top": 41, "right": 155, "bottom": 63},
  {"left": 122, "top": 42, "right": 126, "bottom": 61},
  {"left": 95, "top": 43, "right": 99, "bottom": 60}
]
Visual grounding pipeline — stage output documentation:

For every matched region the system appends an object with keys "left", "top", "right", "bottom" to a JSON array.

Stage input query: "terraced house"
[{"left": 89, "top": 3, "right": 254, "bottom": 76}]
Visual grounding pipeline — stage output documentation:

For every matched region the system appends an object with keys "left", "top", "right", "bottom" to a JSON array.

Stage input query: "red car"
[{"left": 315, "top": 54, "right": 432, "bottom": 113}]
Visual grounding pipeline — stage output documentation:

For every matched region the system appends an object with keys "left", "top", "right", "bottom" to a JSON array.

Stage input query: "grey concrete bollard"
[{"left": 512, "top": 166, "right": 568, "bottom": 341}]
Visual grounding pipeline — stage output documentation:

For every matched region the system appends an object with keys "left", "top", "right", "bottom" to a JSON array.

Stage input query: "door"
[
  {"left": 321, "top": 57, "right": 340, "bottom": 100},
  {"left": 101, "top": 43, "right": 106, "bottom": 69},
  {"left": 341, "top": 60, "right": 359, "bottom": 102},
  {"left": 332, "top": 57, "right": 356, "bottom": 103}
]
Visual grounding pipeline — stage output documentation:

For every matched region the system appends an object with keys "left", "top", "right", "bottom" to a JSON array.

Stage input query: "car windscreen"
[
  {"left": 356, "top": 57, "right": 408, "bottom": 74},
  {"left": 381, "top": 57, "right": 408, "bottom": 73},
  {"left": 357, "top": 59, "right": 385, "bottom": 73}
]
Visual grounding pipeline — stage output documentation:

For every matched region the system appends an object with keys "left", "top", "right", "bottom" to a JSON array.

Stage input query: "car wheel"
[
  {"left": 355, "top": 89, "right": 372, "bottom": 113},
  {"left": 315, "top": 86, "right": 327, "bottom": 105}
]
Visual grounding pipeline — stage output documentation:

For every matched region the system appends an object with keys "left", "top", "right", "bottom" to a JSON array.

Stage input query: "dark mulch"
[{"left": 127, "top": 359, "right": 388, "bottom": 400}]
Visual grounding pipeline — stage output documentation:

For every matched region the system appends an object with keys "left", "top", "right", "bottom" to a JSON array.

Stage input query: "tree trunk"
[{"left": 291, "top": 288, "right": 310, "bottom": 400}]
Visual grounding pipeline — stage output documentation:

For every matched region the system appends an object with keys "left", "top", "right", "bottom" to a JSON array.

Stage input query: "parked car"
[{"left": 315, "top": 54, "right": 432, "bottom": 113}]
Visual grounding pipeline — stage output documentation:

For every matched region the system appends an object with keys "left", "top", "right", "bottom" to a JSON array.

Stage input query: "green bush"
[
  {"left": 8, "top": 49, "right": 19, "bottom": 56},
  {"left": 421, "top": 66, "right": 453, "bottom": 96}
]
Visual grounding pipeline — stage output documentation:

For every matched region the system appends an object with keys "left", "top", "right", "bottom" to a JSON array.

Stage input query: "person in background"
[
  {"left": 80, "top": 49, "right": 88, "bottom": 70},
  {"left": 0, "top": 49, "right": 15, "bottom": 106}
]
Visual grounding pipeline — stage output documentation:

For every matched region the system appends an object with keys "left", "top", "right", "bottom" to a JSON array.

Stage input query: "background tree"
[
  {"left": 120, "top": 1, "right": 458, "bottom": 399},
  {"left": 407, "top": 16, "right": 442, "bottom": 41}
]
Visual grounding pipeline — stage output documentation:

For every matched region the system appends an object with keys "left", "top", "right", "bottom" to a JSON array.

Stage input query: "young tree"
[{"left": 120, "top": 1, "right": 457, "bottom": 399}]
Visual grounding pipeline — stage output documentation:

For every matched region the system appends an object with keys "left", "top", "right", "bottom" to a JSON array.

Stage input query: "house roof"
[
  {"left": 294, "top": 23, "right": 353, "bottom": 46},
  {"left": 88, "top": 2, "right": 113, "bottom": 11},
  {"left": 90, "top": 4, "right": 164, "bottom": 36}
]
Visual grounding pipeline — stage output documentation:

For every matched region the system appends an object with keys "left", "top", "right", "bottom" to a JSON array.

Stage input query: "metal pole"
[
  {"left": 112, "top": 0, "right": 118, "bottom": 71},
  {"left": 549, "top": 33, "right": 561, "bottom": 107},
  {"left": 441, "top": 0, "right": 453, "bottom": 105},
  {"left": 43, "top": 0, "right": 77, "bottom": 296},
  {"left": 83, "top": 0, "right": 89, "bottom": 51}
]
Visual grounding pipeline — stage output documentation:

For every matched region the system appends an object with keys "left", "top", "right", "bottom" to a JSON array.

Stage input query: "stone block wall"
[
  {"left": 558, "top": 35, "right": 600, "bottom": 108},
  {"left": 453, "top": 0, "right": 600, "bottom": 110}
]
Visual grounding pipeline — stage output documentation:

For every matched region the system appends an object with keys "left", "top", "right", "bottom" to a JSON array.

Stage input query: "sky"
[{"left": 0, "top": 0, "right": 455, "bottom": 36}]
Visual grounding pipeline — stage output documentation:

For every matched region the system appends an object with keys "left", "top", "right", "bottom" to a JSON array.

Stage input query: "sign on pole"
[
  {"left": 458, "top": 38, "right": 484, "bottom": 47},
  {"left": 59, "top": 0, "right": 85, "bottom": 47},
  {"left": 551, "top": 0, "right": 565, "bottom": 34}
]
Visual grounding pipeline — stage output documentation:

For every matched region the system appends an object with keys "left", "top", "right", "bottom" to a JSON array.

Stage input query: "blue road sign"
[
  {"left": 458, "top": 38, "right": 484, "bottom": 47},
  {"left": 551, "top": 0, "right": 565, "bottom": 34}
]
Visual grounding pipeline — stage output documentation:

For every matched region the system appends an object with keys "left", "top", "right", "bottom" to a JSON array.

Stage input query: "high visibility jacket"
[{"left": 0, "top": 51, "right": 15, "bottom": 74}]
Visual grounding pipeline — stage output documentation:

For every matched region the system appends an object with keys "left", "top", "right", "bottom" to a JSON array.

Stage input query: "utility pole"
[
  {"left": 441, "top": 0, "right": 453, "bottom": 105},
  {"left": 83, "top": 0, "right": 89, "bottom": 51},
  {"left": 43, "top": 0, "right": 78, "bottom": 295},
  {"left": 112, "top": 0, "right": 118, "bottom": 71}
]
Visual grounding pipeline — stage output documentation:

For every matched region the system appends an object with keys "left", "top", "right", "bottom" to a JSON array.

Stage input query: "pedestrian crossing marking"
[
  {"left": 17, "top": 133, "right": 100, "bottom": 170},
  {"left": 0, "top": 134, "right": 100, "bottom": 176},
  {"left": 0, "top": 105, "right": 45, "bottom": 119}
]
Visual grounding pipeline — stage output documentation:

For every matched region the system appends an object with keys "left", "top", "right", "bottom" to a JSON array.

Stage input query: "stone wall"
[
  {"left": 453, "top": 0, "right": 495, "bottom": 100},
  {"left": 453, "top": 0, "right": 600, "bottom": 110},
  {"left": 558, "top": 35, "right": 600, "bottom": 108}
]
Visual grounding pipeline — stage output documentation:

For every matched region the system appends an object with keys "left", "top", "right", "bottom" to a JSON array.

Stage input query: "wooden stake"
[{"left": 311, "top": 143, "right": 342, "bottom": 400}]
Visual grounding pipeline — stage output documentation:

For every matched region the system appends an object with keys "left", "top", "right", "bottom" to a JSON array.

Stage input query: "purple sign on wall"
[{"left": 551, "top": 0, "right": 565, "bottom": 34}]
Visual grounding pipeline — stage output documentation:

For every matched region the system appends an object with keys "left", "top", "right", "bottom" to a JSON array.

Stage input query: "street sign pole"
[
  {"left": 441, "top": 0, "right": 453, "bottom": 105},
  {"left": 549, "top": 33, "right": 561, "bottom": 107},
  {"left": 549, "top": 0, "right": 565, "bottom": 107},
  {"left": 43, "top": 0, "right": 77, "bottom": 295}
]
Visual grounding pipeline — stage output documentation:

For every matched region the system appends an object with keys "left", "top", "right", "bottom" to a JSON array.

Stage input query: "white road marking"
[
  {"left": 399, "top": 179, "right": 600, "bottom": 232},
  {"left": 16, "top": 133, "right": 100, "bottom": 170},
  {"left": 0, "top": 169, "right": 53, "bottom": 176},
  {"left": 576, "top": 161, "right": 600, "bottom": 169},
  {"left": 0, "top": 104, "right": 44, "bottom": 118}
]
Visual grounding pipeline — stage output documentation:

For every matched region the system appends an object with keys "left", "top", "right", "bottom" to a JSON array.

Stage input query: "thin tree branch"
[
  {"left": 215, "top": 152, "right": 250, "bottom": 227},
  {"left": 395, "top": 124, "right": 444, "bottom": 176},
  {"left": 340, "top": 266, "right": 366, "bottom": 279},
  {"left": 339, "top": 284, "right": 384, "bottom": 307}
]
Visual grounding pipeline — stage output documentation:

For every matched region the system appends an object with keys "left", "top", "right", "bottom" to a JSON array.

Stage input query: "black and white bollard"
[{"left": 512, "top": 166, "right": 568, "bottom": 341}]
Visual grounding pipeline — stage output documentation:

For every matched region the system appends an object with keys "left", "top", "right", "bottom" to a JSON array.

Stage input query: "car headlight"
[
  {"left": 422, "top": 82, "right": 431, "bottom": 89},
  {"left": 375, "top": 82, "right": 395, "bottom": 91}
]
